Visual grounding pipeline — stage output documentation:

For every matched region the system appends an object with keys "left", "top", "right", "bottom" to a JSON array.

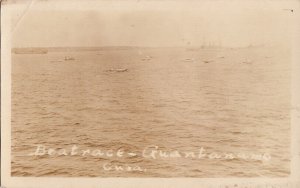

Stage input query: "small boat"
[
  {"left": 106, "top": 68, "right": 128, "bottom": 72},
  {"left": 203, "top": 60, "right": 213, "bottom": 63},
  {"left": 183, "top": 58, "right": 194, "bottom": 62},
  {"left": 64, "top": 56, "right": 75, "bottom": 61},
  {"left": 141, "top": 55, "right": 152, "bottom": 61}
]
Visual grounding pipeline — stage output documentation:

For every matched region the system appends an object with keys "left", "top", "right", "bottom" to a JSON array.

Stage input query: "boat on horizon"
[
  {"left": 106, "top": 68, "right": 128, "bottom": 73},
  {"left": 64, "top": 56, "right": 75, "bottom": 61}
]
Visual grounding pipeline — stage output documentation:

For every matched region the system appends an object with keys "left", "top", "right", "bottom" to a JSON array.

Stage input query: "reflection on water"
[{"left": 11, "top": 47, "right": 290, "bottom": 177}]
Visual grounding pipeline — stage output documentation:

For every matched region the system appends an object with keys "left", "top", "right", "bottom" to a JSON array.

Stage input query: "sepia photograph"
[{"left": 1, "top": 0, "right": 300, "bottom": 187}]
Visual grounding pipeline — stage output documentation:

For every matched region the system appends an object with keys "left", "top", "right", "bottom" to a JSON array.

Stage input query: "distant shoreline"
[{"left": 11, "top": 45, "right": 277, "bottom": 54}]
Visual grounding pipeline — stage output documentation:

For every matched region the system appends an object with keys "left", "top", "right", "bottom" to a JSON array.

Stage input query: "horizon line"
[{"left": 11, "top": 44, "right": 272, "bottom": 50}]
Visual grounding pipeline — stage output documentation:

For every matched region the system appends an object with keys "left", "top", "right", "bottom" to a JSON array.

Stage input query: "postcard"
[{"left": 1, "top": 0, "right": 300, "bottom": 187}]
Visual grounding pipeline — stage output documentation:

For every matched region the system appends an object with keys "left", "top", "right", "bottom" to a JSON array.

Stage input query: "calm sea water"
[{"left": 11, "top": 47, "right": 290, "bottom": 177}]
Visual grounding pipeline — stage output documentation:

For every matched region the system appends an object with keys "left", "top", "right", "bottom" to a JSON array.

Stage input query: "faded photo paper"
[{"left": 1, "top": 0, "right": 300, "bottom": 187}]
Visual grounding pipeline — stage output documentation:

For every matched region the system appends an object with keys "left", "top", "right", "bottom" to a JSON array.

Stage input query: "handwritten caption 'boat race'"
[{"left": 28, "top": 145, "right": 272, "bottom": 173}]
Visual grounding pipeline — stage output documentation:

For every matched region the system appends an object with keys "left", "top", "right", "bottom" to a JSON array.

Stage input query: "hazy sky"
[{"left": 8, "top": 0, "right": 298, "bottom": 48}]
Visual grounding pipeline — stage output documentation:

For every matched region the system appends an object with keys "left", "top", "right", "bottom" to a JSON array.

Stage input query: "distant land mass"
[
  {"left": 11, "top": 45, "right": 269, "bottom": 54},
  {"left": 11, "top": 46, "right": 161, "bottom": 54}
]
